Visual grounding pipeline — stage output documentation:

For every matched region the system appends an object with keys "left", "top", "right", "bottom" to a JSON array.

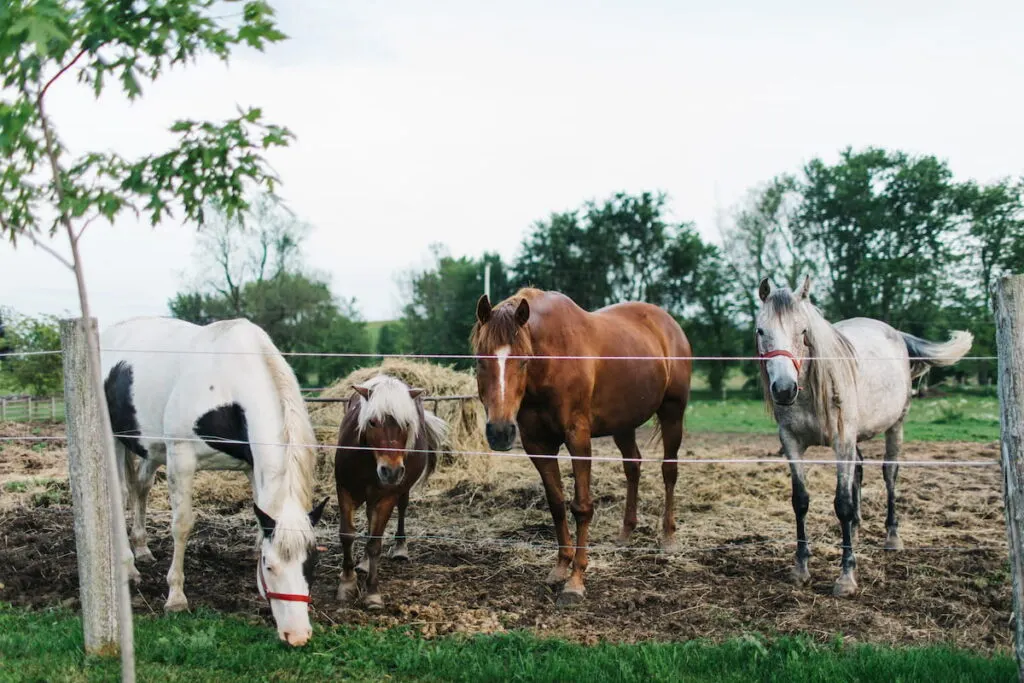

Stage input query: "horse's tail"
[
  {"left": 418, "top": 410, "right": 448, "bottom": 488},
  {"left": 256, "top": 328, "right": 317, "bottom": 510},
  {"left": 900, "top": 330, "right": 974, "bottom": 380}
]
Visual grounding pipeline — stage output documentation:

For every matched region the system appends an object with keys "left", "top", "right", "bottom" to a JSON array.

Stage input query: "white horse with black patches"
[
  {"left": 755, "top": 276, "right": 973, "bottom": 597},
  {"left": 100, "top": 316, "right": 327, "bottom": 647}
]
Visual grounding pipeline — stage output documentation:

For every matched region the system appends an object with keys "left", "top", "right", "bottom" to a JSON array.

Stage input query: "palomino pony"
[
  {"left": 755, "top": 277, "right": 973, "bottom": 597},
  {"left": 100, "top": 317, "right": 328, "bottom": 646},
  {"left": 334, "top": 374, "right": 448, "bottom": 610},
  {"left": 471, "top": 287, "right": 693, "bottom": 604}
]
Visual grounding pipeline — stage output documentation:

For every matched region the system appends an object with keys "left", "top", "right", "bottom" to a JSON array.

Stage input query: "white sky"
[{"left": 2, "top": 0, "right": 1022, "bottom": 323}]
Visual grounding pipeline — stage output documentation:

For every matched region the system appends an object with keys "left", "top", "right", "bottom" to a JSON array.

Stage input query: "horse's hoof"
[
  {"left": 164, "top": 596, "right": 189, "bottom": 613},
  {"left": 363, "top": 594, "right": 384, "bottom": 611},
  {"left": 355, "top": 558, "right": 370, "bottom": 574},
  {"left": 390, "top": 545, "right": 410, "bottom": 561},
  {"left": 660, "top": 536, "right": 679, "bottom": 554},
  {"left": 336, "top": 581, "right": 359, "bottom": 603},
  {"left": 126, "top": 563, "right": 142, "bottom": 584},
  {"left": 833, "top": 576, "right": 858, "bottom": 598},
  {"left": 790, "top": 566, "right": 811, "bottom": 586},
  {"left": 545, "top": 565, "right": 572, "bottom": 586},
  {"left": 884, "top": 534, "right": 904, "bottom": 551},
  {"left": 134, "top": 547, "right": 155, "bottom": 564},
  {"left": 615, "top": 527, "right": 635, "bottom": 547},
  {"left": 556, "top": 586, "right": 586, "bottom": 607}
]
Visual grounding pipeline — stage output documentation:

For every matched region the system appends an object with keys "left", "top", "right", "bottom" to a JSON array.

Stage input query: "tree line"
[
  {"left": 396, "top": 146, "right": 1023, "bottom": 394},
  {"left": 3, "top": 145, "right": 1020, "bottom": 395}
]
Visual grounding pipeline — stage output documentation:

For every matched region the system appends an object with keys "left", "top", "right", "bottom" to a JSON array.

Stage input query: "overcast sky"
[{"left": 2, "top": 0, "right": 1022, "bottom": 324}]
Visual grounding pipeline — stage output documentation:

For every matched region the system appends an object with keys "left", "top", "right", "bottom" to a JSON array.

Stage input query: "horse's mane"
[
  {"left": 469, "top": 287, "right": 541, "bottom": 353},
  {"left": 256, "top": 327, "right": 317, "bottom": 560},
  {"left": 354, "top": 375, "right": 422, "bottom": 449},
  {"left": 759, "top": 290, "right": 858, "bottom": 442}
]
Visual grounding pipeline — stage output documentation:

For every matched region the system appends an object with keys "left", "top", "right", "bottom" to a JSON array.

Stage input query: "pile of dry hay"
[{"left": 308, "top": 359, "right": 488, "bottom": 479}]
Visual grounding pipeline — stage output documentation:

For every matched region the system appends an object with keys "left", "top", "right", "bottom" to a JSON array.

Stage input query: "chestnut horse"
[
  {"left": 334, "top": 374, "right": 448, "bottom": 610},
  {"left": 471, "top": 287, "right": 693, "bottom": 604}
]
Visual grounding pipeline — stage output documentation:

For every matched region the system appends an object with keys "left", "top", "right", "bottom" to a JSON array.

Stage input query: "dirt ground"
[{"left": 0, "top": 420, "right": 1011, "bottom": 654}]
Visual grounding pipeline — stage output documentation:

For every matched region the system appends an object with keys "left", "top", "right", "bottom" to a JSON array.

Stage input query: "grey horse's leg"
[
  {"left": 833, "top": 437, "right": 859, "bottom": 597},
  {"left": 780, "top": 431, "right": 811, "bottom": 585},
  {"left": 883, "top": 423, "right": 904, "bottom": 550}
]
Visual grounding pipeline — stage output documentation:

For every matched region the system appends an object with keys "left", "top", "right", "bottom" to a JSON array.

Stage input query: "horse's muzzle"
[
  {"left": 376, "top": 464, "right": 406, "bottom": 486},
  {"left": 485, "top": 422, "right": 517, "bottom": 451},
  {"left": 771, "top": 380, "right": 799, "bottom": 406}
]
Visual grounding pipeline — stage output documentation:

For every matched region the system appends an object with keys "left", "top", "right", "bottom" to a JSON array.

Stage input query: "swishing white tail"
[{"left": 900, "top": 330, "right": 974, "bottom": 379}]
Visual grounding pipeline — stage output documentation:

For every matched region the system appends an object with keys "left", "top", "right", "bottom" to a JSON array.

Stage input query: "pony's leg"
[
  {"left": 526, "top": 444, "right": 574, "bottom": 586},
  {"left": 883, "top": 423, "right": 904, "bottom": 550},
  {"left": 657, "top": 401, "right": 685, "bottom": 553},
  {"left": 833, "top": 438, "right": 860, "bottom": 598},
  {"left": 164, "top": 442, "right": 198, "bottom": 612},
  {"left": 130, "top": 456, "right": 160, "bottom": 564},
  {"left": 336, "top": 488, "right": 360, "bottom": 603},
  {"left": 852, "top": 445, "right": 865, "bottom": 540},
  {"left": 560, "top": 428, "right": 594, "bottom": 605},
  {"left": 363, "top": 496, "right": 398, "bottom": 611},
  {"left": 356, "top": 508, "right": 373, "bottom": 575},
  {"left": 781, "top": 431, "right": 811, "bottom": 585},
  {"left": 113, "top": 441, "right": 142, "bottom": 583},
  {"left": 390, "top": 492, "right": 410, "bottom": 561},
  {"left": 612, "top": 431, "right": 641, "bottom": 546}
]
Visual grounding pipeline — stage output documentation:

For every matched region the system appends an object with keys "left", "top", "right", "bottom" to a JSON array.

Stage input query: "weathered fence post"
[
  {"left": 61, "top": 318, "right": 135, "bottom": 677},
  {"left": 996, "top": 274, "right": 1024, "bottom": 683}
]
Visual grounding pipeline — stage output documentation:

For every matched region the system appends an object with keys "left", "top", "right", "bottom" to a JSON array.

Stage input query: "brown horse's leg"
[
  {"left": 356, "top": 507, "right": 373, "bottom": 574},
  {"left": 560, "top": 429, "right": 594, "bottom": 605},
  {"left": 657, "top": 401, "right": 685, "bottom": 553},
  {"left": 528, "top": 450, "right": 574, "bottom": 586},
  {"left": 613, "top": 431, "right": 641, "bottom": 546},
  {"left": 363, "top": 496, "right": 398, "bottom": 610},
  {"left": 391, "top": 492, "right": 410, "bottom": 560},
  {"left": 336, "top": 488, "right": 360, "bottom": 603}
]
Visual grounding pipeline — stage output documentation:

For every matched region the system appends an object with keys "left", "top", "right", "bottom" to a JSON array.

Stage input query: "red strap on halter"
[
  {"left": 759, "top": 349, "right": 802, "bottom": 373},
  {"left": 259, "top": 563, "right": 312, "bottom": 604}
]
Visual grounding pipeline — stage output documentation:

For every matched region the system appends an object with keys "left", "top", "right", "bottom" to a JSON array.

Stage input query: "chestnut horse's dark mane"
[{"left": 469, "top": 287, "right": 543, "bottom": 354}]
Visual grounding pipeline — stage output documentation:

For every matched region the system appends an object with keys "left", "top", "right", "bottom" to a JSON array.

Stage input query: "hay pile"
[{"left": 308, "top": 359, "right": 488, "bottom": 478}]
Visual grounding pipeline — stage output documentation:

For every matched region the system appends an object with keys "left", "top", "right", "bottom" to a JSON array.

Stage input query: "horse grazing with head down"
[
  {"left": 471, "top": 287, "right": 693, "bottom": 604},
  {"left": 755, "top": 276, "right": 974, "bottom": 597},
  {"left": 101, "top": 317, "right": 328, "bottom": 647},
  {"left": 334, "top": 374, "right": 448, "bottom": 610}
]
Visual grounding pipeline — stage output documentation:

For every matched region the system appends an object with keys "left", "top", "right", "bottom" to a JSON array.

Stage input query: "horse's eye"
[{"left": 756, "top": 328, "right": 764, "bottom": 336}]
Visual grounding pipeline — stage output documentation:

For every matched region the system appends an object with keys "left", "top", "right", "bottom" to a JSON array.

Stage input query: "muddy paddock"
[{"left": 0, "top": 421, "right": 1011, "bottom": 652}]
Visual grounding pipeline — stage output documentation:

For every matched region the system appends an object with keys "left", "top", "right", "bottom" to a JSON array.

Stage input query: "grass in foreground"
[
  {"left": 0, "top": 605, "right": 1014, "bottom": 683},
  {"left": 686, "top": 394, "right": 1000, "bottom": 443}
]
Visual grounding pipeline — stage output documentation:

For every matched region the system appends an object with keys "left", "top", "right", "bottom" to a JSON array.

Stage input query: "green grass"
[
  {"left": 0, "top": 605, "right": 1013, "bottom": 683},
  {"left": 685, "top": 394, "right": 1000, "bottom": 443}
]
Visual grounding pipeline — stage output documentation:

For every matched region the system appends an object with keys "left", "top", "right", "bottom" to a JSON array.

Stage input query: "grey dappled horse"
[{"left": 755, "top": 276, "right": 973, "bottom": 597}]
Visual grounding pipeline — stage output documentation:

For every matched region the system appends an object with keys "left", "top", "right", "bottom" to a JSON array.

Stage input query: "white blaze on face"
[{"left": 495, "top": 345, "right": 511, "bottom": 401}]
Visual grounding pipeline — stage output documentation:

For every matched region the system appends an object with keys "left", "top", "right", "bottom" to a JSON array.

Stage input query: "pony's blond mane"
[
  {"left": 759, "top": 292, "right": 858, "bottom": 443},
  {"left": 355, "top": 374, "right": 422, "bottom": 449}
]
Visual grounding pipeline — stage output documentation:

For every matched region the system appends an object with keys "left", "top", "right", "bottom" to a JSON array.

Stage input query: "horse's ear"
[
  {"left": 354, "top": 385, "right": 371, "bottom": 400},
  {"left": 515, "top": 298, "right": 530, "bottom": 327},
  {"left": 308, "top": 497, "right": 329, "bottom": 527},
  {"left": 408, "top": 387, "right": 425, "bottom": 401},
  {"left": 476, "top": 294, "right": 492, "bottom": 323},
  {"left": 758, "top": 277, "right": 773, "bottom": 302},
  {"left": 253, "top": 503, "right": 276, "bottom": 537},
  {"left": 796, "top": 275, "right": 812, "bottom": 300}
]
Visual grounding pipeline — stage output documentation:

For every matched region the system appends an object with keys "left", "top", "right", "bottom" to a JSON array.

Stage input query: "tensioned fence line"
[
  {"left": 0, "top": 348, "right": 1001, "bottom": 361},
  {"left": 0, "top": 432, "right": 999, "bottom": 468}
]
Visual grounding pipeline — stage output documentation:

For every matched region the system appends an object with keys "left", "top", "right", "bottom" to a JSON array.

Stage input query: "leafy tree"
[
  {"left": 169, "top": 199, "right": 371, "bottom": 385},
  {"left": 0, "top": 309, "right": 64, "bottom": 395},
  {"left": 401, "top": 244, "right": 507, "bottom": 368},
  {"left": 376, "top": 322, "right": 409, "bottom": 356}
]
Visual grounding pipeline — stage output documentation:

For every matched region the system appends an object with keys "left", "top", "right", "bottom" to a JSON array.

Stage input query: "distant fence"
[{"left": 0, "top": 396, "right": 66, "bottom": 421}]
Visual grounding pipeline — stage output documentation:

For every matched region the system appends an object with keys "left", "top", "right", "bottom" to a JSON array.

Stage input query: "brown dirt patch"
[{"left": 0, "top": 421, "right": 1010, "bottom": 653}]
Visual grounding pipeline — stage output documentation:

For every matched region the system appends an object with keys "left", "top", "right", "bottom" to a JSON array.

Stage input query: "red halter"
[
  {"left": 258, "top": 562, "right": 312, "bottom": 605},
  {"left": 759, "top": 349, "right": 804, "bottom": 391}
]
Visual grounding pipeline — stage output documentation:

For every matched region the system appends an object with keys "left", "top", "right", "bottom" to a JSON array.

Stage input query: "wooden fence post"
[
  {"left": 61, "top": 318, "right": 134, "bottom": 672},
  {"left": 996, "top": 274, "right": 1024, "bottom": 683}
]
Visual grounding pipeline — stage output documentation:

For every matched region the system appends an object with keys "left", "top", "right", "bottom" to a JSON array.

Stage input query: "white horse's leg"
[
  {"left": 114, "top": 441, "right": 142, "bottom": 583},
  {"left": 245, "top": 468, "right": 262, "bottom": 554},
  {"left": 883, "top": 423, "right": 904, "bottom": 550},
  {"left": 131, "top": 456, "right": 160, "bottom": 564},
  {"left": 165, "top": 441, "right": 198, "bottom": 612},
  {"left": 833, "top": 437, "right": 860, "bottom": 598},
  {"left": 780, "top": 431, "right": 810, "bottom": 585}
]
